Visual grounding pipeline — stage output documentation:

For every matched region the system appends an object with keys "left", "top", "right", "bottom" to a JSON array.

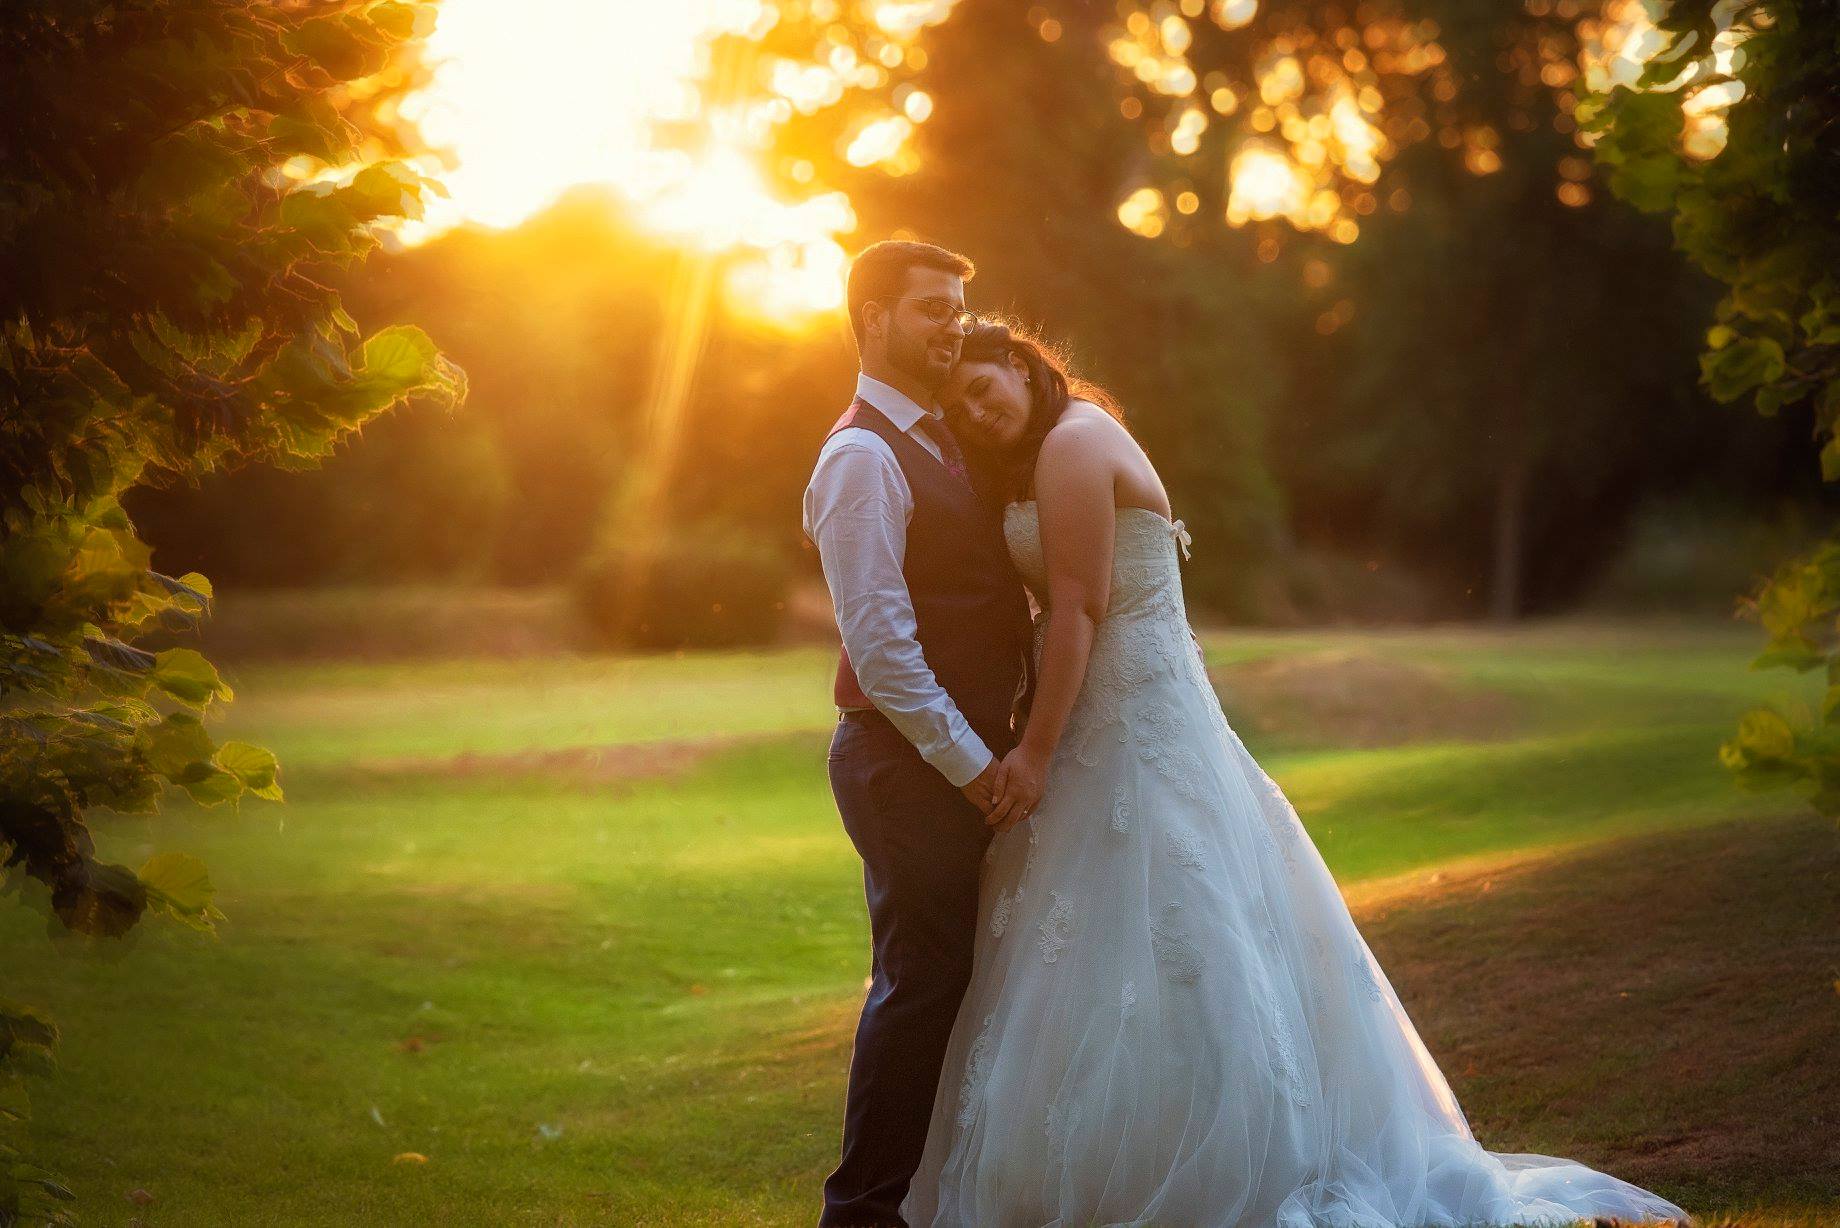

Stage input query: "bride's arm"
[{"left": 987, "top": 418, "right": 1116, "bottom": 830}]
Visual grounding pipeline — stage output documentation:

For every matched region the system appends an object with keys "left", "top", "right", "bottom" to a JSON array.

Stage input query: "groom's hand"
[{"left": 960, "top": 760, "right": 999, "bottom": 815}]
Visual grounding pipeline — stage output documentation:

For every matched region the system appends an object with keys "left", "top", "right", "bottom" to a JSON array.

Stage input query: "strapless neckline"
[
  {"left": 1005, "top": 499, "right": 1192, "bottom": 562},
  {"left": 1005, "top": 499, "right": 1177, "bottom": 529}
]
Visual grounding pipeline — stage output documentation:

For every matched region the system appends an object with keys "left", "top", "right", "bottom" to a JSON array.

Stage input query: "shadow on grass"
[{"left": 1360, "top": 812, "right": 1839, "bottom": 1220}]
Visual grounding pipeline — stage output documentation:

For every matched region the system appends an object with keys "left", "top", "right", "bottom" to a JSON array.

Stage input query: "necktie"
[{"left": 915, "top": 412, "right": 972, "bottom": 489}]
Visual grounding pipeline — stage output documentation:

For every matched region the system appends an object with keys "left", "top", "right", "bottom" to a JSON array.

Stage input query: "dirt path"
[
  {"left": 1211, "top": 649, "right": 1521, "bottom": 747},
  {"left": 351, "top": 733, "right": 775, "bottom": 787}
]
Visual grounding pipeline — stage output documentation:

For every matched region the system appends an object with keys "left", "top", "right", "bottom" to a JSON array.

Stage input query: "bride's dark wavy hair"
[{"left": 955, "top": 318, "right": 1125, "bottom": 500}]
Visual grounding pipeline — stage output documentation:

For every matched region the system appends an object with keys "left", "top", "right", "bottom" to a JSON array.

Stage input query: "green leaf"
[
  {"left": 55, "top": 862, "right": 147, "bottom": 937},
  {"left": 284, "top": 13, "right": 390, "bottom": 79},
  {"left": 137, "top": 712, "right": 215, "bottom": 778},
  {"left": 0, "top": 999, "right": 60, "bottom": 1059},
  {"left": 1731, "top": 707, "right": 1797, "bottom": 764},
  {"left": 1822, "top": 436, "right": 1840, "bottom": 484},
  {"left": 1801, "top": 300, "right": 1840, "bottom": 346},
  {"left": 215, "top": 741, "right": 283, "bottom": 800},
  {"left": 179, "top": 762, "right": 245, "bottom": 808},
  {"left": 280, "top": 184, "right": 360, "bottom": 249},
  {"left": 269, "top": 114, "right": 348, "bottom": 164},
  {"left": 1752, "top": 639, "right": 1825, "bottom": 672},
  {"left": 137, "top": 851, "right": 214, "bottom": 915},
  {"left": 1701, "top": 336, "right": 1786, "bottom": 404},
  {"left": 368, "top": 1, "right": 431, "bottom": 40},
  {"left": 151, "top": 648, "right": 230, "bottom": 706},
  {"left": 1821, "top": 684, "right": 1840, "bottom": 721},
  {"left": 360, "top": 324, "right": 439, "bottom": 387},
  {"left": 347, "top": 161, "right": 424, "bottom": 222},
  {"left": 1612, "top": 153, "right": 1684, "bottom": 212}
]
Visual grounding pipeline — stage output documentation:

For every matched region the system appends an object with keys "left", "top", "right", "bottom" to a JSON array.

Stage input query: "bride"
[{"left": 899, "top": 319, "right": 1688, "bottom": 1228}]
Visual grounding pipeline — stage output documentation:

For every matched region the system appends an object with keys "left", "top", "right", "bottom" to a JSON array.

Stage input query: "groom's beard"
[{"left": 888, "top": 319, "right": 956, "bottom": 392}]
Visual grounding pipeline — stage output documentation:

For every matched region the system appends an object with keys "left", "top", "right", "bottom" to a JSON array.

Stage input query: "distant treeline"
[{"left": 129, "top": 0, "right": 1832, "bottom": 621}]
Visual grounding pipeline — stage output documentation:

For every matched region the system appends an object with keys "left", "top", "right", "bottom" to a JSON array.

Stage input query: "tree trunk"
[{"left": 1489, "top": 447, "right": 1531, "bottom": 623}]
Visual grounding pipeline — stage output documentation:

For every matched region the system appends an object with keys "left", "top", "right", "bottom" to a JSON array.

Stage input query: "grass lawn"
[{"left": 5, "top": 616, "right": 1834, "bottom": 1226}]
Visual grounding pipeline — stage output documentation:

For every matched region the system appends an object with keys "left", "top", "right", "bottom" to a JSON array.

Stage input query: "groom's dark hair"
[{"left": 846, "top": 240, "right": 975, "bottom": 354}]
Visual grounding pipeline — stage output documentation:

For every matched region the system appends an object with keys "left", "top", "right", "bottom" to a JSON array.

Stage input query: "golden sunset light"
[
  {"left": 15, "top": 0, "right": 1831, "bottom": 1220},
  {"left": 391, "top": 0, "right": 955, "bottom": 328},
  {"left": 397, "top": 0, "right": 734, "bottom": 233}
]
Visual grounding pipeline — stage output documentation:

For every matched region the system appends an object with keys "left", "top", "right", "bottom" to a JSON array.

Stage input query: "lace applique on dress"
[
  {"left": 1150, "top": 901, "right": 1206, "bottom": 985},
  {"left": 956, "top": 1014, "right": 996, "bottom": 1127},
  {"left": 1111, "top": 783, "right": 1132, "bottom": 834},
  {"left": 989, "top": 886, "right": 1015, "bottom": 939},
  {"left": 1039, "top": 892, "right": 1073, "bottom": 964},
  {"left": 1270, "top": 995, "right": 1313, "bottom": 1107},
  {"left": 1121, "top": 979, "right": 1138, "bottom": 1021},
  {"left": 1253, "top": 771, "right": 1304, "bottom": 869},
  {"left": 1130, "top": 697, "right": 1208, "bottom": 801},
  {"left": 1168, "top": 830, "right": 1207, "bottom": 870}
]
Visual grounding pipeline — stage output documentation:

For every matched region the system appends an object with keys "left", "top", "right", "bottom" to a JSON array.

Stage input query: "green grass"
[
  {"left": 5, "top": 616, "right": 1831, "bottom": 1225},
  {"left": 222, "top": 648, "right": 838, "bottom": 769}
]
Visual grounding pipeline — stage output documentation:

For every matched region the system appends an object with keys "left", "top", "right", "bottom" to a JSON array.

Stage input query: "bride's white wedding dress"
[{"left": 901, "top": 502, "right": 1687, "bottom": 1228}]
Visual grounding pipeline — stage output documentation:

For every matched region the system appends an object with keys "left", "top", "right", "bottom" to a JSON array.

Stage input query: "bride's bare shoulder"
[
  {"left": 1062, "top": 398, "right": 1118, "bottom": 424},
  {"left": 1041, "top": 401, "right": 1131, "bottom": 459},
  {"left": 1046, "top": 401, "right": 1124, "bottom": 439}
]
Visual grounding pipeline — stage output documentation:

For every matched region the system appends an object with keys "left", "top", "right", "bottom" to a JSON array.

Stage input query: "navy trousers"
[{"left": 820, "top": 710, "right": 999, "bottom": 1227}]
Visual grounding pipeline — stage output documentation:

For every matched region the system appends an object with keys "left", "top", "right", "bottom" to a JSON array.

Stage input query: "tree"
[
  {"left": 101, "top": 0, "right": 1790, "bottom": 627},
  {"left": 0, "top": 2, "right": 460, "bottom": 1219},
  {"left": 757, "top": 0, "right": 1741, "bottom": 618},
  {"left": 1583, "top": 1, "right": 1840, "bottom": 813},
  {"left": 1071, "top": 0, "right": 1739, "bottom": 617},
  {"left": 1277, "top": 5, "right": 1723, "bottom": 620},
  {"left": 817, "top": 1, "right": 1294, "bottom": 614}
]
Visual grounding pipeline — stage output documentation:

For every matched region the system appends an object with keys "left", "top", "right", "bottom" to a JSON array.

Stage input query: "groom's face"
[{"left": 876, "top": 266, "right": 967, "bottom": 392}]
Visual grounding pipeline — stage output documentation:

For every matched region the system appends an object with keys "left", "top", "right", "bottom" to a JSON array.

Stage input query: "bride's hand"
[{"left": 988, "top": 744, "right": 1048, "bottom": 832}]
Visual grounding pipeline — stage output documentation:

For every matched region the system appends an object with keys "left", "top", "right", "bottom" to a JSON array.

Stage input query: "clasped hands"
[{"left": 960, "top": 742, "right": 1049, "bottom": 833}]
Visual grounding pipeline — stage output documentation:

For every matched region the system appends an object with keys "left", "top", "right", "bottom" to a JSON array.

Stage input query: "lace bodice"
[
  {"left": 1002, "top": 500, "right": 1192, "bottom": 622},
  {"left": 1003, "top": 501, "right": 1203, "bottom": 746}
]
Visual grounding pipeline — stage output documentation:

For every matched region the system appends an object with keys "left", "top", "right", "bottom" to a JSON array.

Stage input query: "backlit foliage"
[
  {"left": 1583, "top": 1, "right": 1840, "bottom": 815},
  {"left": 0, "top": 3, "right": 459, "bottom": 1219},
  {"left": 1094, "top": 0, "right": 1743, "bottom": 245}
]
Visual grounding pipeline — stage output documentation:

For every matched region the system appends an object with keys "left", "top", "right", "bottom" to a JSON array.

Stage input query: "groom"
[{"left": 802, "top": 240, "right": 1034, "bottom": 1226}]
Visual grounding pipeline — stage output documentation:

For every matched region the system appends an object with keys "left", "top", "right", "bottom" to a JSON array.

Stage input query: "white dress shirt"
[{"left": 802, "top": 372, "right": 993, "bottom": 788}]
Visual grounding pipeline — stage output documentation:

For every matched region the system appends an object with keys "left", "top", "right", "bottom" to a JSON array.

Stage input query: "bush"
[
  {"left": 576, "top": 530, "right": 792, "bottom": 651},
  {"left": 1581, "top": 497, "right": 1836, "bottom": 617},
  {"left": 1261, "top": 546, "right": 1448, "bottom": 625}
]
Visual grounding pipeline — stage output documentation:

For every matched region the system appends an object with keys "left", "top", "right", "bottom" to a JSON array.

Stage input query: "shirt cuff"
[{"left": 928, "top": 730, "right": 995, "bottom": 789}]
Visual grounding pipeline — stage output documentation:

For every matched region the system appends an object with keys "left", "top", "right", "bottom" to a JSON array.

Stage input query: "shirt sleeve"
[{"left": 803, "top": 436, "right": 994, "bottom": 787}]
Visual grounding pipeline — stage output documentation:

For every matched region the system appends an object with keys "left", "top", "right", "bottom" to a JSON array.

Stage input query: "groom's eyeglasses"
[{"left": 874, "top": 295, "right": 977, "bottom": 333}]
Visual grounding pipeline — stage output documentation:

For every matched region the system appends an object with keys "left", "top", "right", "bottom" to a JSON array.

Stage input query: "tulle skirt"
[{"left": 901, "top": 634, "right": 1687, "bottom": 1228}]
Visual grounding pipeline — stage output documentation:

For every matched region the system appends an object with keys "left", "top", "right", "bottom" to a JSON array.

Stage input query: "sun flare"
[{"left": 395, "top": 0, "right": 886, "bottom": 327}]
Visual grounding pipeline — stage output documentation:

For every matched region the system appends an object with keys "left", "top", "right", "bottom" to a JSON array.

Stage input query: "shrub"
[
  {"left": 576, "top": 530, "right": 792, "bottom": 651},
  {"left": 1586, "top": 0, "right": 1840, "bottom": 809}
]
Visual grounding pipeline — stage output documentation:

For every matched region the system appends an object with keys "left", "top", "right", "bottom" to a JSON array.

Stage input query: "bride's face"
[{"left": 942, "top": 352, "right": 1032, "bottom": 451}]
